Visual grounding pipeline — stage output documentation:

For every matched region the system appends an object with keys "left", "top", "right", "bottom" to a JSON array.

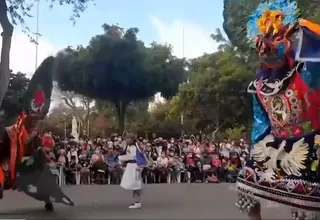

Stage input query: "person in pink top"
[
  {"left": 212, "top": 155, "right": 221, "bottom": 167},
  {"left": 211, "top": 154, "right": 225, "bottom": 181}
]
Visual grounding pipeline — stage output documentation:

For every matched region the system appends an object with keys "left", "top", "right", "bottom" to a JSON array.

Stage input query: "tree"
[
  {"left": 170, "top": 33, "right": 253, "bottom": 137},
  {"left": 37, "top": 103, "right": 72, "bottom": 137},
  {"left": 55, "top": 86, "right": 95, "bottom": 135},
  {"left": 0, "top": 0, "right": 93, "bottom": 108},
  {"left": 0, "top": 71, "right": 29, "bottom": 125},
  {"left": 56, "top": 24, "right": 187, "bottom": 132},
  {"left": 223, "top": 0, "right": 320, "bottom": 51},
  {"left": 126, "top": 101, "right": 149, "bottom": 123}
]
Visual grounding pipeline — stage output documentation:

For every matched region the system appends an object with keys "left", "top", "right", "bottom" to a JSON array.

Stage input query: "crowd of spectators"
[{"left": 48, "top": 134, "right": 250, "bottom": 185}]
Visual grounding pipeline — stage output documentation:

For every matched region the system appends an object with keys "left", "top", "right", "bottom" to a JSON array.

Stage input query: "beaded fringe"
[{"left": 235, "top": 183, "right": 320, "bottom": 220}]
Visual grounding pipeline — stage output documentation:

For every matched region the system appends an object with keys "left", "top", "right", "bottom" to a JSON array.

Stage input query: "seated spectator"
[
  {"left": 48, "top": 152, "right": 57, "bottom": 168},
  {"left": 211, "top": 154, "right": 225, "bottom": 181},
  {"left": 90, "top": 148, "right": 108, "bottom": 182},
  {"left": 155, "top": 152, "right": 169, "bottom": 183},
  {"left": 240, "top": 151, "right": 248, "bottom": 167},
  {"left": 65, "top": 156, "right": 80, "bottom": 184},
  {"left": 78, "top": 146, "right": 88, "bottom": 160},
  {"left": 201, "top": 147, "right": 213, "bottom": 181},
  {"left": 105, "top": 146, "right": 123, "bottom": 184},
  {"left": 231, "top": 142, "right": 242, "bottom": 155},
  {"left": 57, "top": 148, "right": 67, "bottom": 166},
  {"left": 67, "top": 146, "right": 78, "bottom": 164},
  {"left": 226, "top": 153, "right": 241, "bottom": 182},
  {"left": 194, "top": 144, "right": 202, "bottom": 158},
  {"left": 87, "top": 144, "right": 94, "bottom": 159},
  {"left": 184, "top": 152, "right": 201, "bottom": 182},
  {"left": 150, "top": 144, "right": 159, "bottom": 161},
  {"left": 231, "top": 152, "right": 242, "bottom": 169},
  {"left": 142, "top": 149, "right": 156, "bottom": 183},
  {"left": 168, "top": 151, "right": 184, "bottom": 183},
  {"left": 79, "top": 158, "right": 91, "bottom": 184}
]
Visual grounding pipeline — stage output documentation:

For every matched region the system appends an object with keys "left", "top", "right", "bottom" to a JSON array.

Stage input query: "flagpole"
[
  {"left": 182, "top": 26, "right": 185, "bottom": 58},
  {"left": 35, "top": 0, "right": 40, "bottom": 70}
]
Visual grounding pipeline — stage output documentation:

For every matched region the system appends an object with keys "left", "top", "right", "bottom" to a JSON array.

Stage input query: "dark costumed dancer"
[
  {"left": 0, "top": 56, "right": 74, "bottom": 211},
  {"left": 235, "top": 0, "right": 320, "bottom": 219}
]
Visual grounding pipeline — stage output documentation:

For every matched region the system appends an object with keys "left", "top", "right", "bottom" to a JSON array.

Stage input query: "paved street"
[{"left": 0, "top": 183, "right": 292, "bottom": 219}]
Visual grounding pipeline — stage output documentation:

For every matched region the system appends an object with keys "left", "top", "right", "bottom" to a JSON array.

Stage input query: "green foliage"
[
  {"left": 223, "top": 0, "right": 320, "bottom": 52},
  {"left": 38, "top": 103, "right": 72, "bottom": 136},
  {"left": 95, "top": 99, "right": 149, "bottom": 125},
  {"left": 224, "top": 126, "right": 246, "bottom": 140},
  {"left": 7, "top": 0, "right": 94, "bottom": 29},
  {"left": 0, "top": 71, "right": 29, "bottom": 125},
  {"left": 126, "top": 101, "right": 149, "bottom": 122},
  {"left": 56, "top": 24, "right": 187, "bottom": 132},
  {"left": 141, "top": 102, "right": 185, "bottom": 134},
  {"left": 170, "top": 36, "right": 253, "bottom": 134}
]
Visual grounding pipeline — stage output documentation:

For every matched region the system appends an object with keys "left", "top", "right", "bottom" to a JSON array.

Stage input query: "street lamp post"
[
  {"left": 64, "top": 122, "right": 67, "bottom": 139},
  {"left": 181, "top": 113, "right": 184, "bottom": 137},
  {"left": 62, "top": 112, "right": 67, "bottom": 139},
  {"left": 180, "top": 26, "right": 185, "bottom": 137}
]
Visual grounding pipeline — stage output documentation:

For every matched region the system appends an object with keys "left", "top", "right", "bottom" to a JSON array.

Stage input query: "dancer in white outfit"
[{"left": 119, "top": 135, "right": 147, "bottom": 209}]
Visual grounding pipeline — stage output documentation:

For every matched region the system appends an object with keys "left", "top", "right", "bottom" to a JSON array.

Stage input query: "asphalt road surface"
[{"left": 0, "top": 183, "right": 292, "bottom": 219}]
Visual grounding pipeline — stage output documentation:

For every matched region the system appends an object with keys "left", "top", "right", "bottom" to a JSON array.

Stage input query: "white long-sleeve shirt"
[{"left": 157, "top": 156, "right": 169, "bottom": 167}]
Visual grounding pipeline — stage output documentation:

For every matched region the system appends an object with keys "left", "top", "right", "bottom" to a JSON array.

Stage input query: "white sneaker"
[{"left": 129, "top": 202, "right": 142, "bottom": 209}]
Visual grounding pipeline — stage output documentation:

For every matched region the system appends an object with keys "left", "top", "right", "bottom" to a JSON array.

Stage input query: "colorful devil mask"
[{"left": 247, "top": 0, "right": 299, "bottom": 68}]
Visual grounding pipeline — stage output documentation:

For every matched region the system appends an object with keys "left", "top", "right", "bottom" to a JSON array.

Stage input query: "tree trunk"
[
  {"left": 0, "top": 0, "right": 14, "bottom": 107},
  {"left": 115, "top": 100, "right": 127, "bottom": 134}
]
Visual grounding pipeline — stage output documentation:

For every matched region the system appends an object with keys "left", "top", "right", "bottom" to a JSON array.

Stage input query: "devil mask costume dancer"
[
  {"left": 0, "top": 57, "right": 74, "bottom": 211},
  {"left": 235, "top": 0, "right": 320, "bottom": 219}
]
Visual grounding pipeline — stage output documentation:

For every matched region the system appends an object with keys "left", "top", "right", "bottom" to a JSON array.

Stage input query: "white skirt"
[{"left": 120, "top": 163, "right": 142, "bottom": 190}]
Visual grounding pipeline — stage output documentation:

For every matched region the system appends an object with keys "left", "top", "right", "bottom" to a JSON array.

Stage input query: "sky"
[{"left": 2, "top": 0, "right": 224, "bottom": 104}]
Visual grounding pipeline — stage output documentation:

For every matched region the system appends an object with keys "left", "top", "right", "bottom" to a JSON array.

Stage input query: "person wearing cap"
[{"left": 119, "top": 134, "right": 147, "bottom": 209}]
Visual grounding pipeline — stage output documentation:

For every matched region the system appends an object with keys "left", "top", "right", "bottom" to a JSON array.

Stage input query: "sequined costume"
[{"left": 235, "top": 0, "right": 320, "bottom": 216}]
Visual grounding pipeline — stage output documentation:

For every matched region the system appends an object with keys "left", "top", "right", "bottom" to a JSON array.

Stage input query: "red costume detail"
[
  {"left": 257, "top": 72, "right": 320, "bottom": 139},
  {"left": 4, "top": 112, "right": 29, "bottom": 186},
  {"left": 42, "top": 135, "right": 53, "bottom": 149},
  {"left": 34, "top": 90, "right": 45, "bottom": 106}
]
